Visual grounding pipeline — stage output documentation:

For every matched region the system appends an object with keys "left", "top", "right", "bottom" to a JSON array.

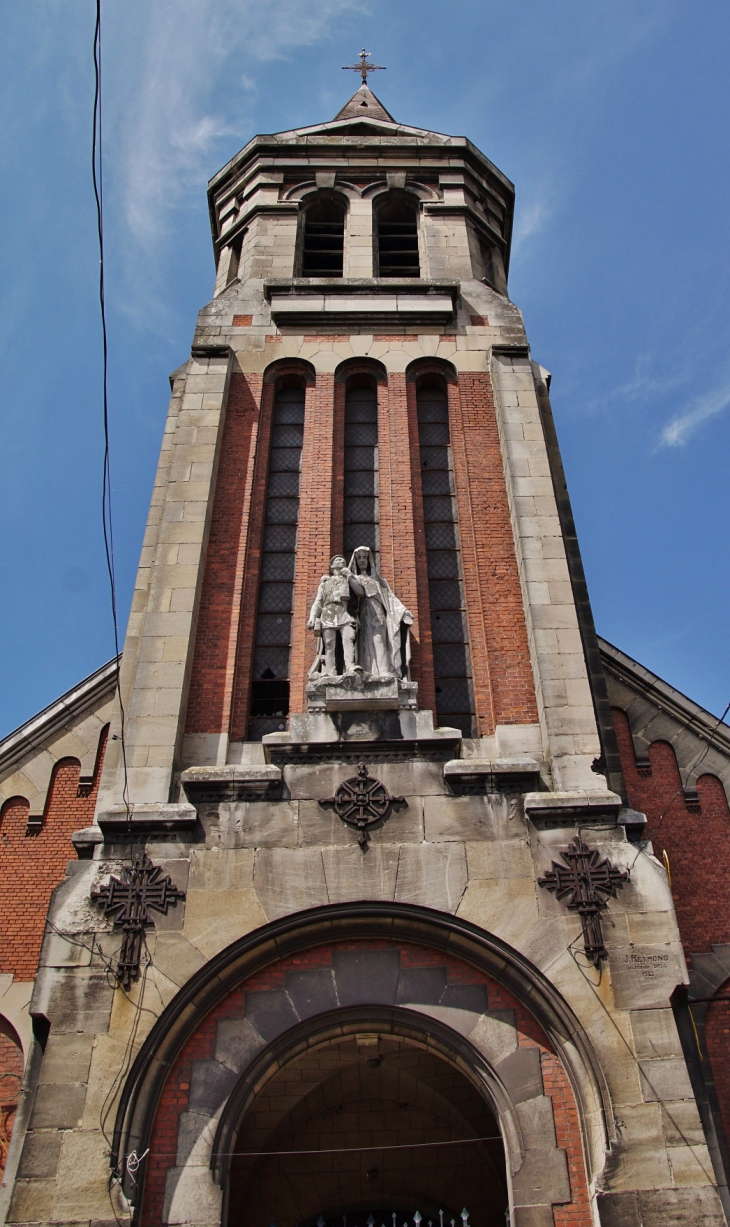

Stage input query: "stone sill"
[
  {"left": 524, "top": 790, "right": 623, "bottom": 823},
  {"left": 96, "top": 803, "right": 198, "bottom": 834},
  {"left": 444, "top": 757, "right": 540, "bottom": 793},
  {"left": 181, "top": 764, "right": 282, "bottom": 801}
]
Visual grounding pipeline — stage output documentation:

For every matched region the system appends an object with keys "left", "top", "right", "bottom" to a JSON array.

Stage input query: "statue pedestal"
[{"left": 306, "top": 672, "right": 418, "bottom": 713}]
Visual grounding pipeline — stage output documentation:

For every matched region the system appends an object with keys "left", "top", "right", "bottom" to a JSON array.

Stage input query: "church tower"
[{"left": 5, "top": 71, "right": 725, "bottom": 1227}]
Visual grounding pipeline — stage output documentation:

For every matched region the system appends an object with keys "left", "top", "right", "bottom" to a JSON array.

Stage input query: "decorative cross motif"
[
  {"left": 319, "top": 762, "right": 406, "bottom": 847},
  {"left": 538, "top": 838, "right": 628, "bottom": 965},
  {"left": 91, "top": 853, "right": 186, "bottom": 988},
  {"left": 342, "top": 48, "right": 386, "bottom": 85}
]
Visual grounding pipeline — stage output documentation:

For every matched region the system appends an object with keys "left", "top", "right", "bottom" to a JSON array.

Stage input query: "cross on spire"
[{"left": 342, "top": 48, "right": 386, "bottom": 85}]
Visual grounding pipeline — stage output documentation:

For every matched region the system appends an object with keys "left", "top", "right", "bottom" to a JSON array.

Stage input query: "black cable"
[{"left": 92, "top": 0, "right": 131, "bottom": 827}]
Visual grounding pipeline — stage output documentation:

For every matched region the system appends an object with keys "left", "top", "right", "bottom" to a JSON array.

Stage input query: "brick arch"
[
  {"left": 0, "top": 725, "right": 108, "bottom": 980},
  {"left": 262, "top": 357, "right": 316, "bottom": 386},
  {"left": 405, "top": 356, "right": 458, "bottom": 385},
  {"left": 0, "top": 795, "right": 29, "bottom": 829},
  {"left": 334, "top": 356, "right": 388, "bottom": 384},
  {"left": 113, "top": 905, "right": 609, "bottom": 1225},
  {"left": 612, "top": 706, "right": 730, "bottom": 960}
]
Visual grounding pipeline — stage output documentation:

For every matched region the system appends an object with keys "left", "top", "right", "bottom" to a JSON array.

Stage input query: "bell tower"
[
  {"left": 9, "top": 73, "right": 723, "bottom": 1227},
  {"left": 97, "top": 80, "right": 618, "bottom": 814}
]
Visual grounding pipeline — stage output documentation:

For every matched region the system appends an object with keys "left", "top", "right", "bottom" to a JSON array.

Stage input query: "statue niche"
[{"left": 307, "top": 547, "right": 417, "bottom": 712}]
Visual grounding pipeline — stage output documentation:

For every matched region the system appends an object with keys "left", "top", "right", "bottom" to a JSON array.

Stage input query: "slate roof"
[{"left": 333, "top": 85, "right": 396, "bottom": 123}]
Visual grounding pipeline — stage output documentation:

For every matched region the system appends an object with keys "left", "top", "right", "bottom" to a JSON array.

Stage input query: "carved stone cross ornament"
[
  {"left": 91, "top": 853, "right": 186, "bottom": 988},
  {"left": 538, "top": 838, "right": 628, "bottom": 965},
  {"left": 319, "top": 762, "right": 406, "bottom": 847}
]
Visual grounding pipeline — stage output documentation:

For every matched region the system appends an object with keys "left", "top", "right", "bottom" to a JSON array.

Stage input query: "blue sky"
[{"left": 1, "top": 0, "right": 729, "bottom": 735}]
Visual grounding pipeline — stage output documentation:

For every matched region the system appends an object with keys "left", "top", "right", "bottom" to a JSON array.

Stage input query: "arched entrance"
[
  {"left": 226, "top": 1021, "right": 508, "bottom": 1227},
  {"left": 118, "top": 905, "right": 606, "bottom": 1227}
]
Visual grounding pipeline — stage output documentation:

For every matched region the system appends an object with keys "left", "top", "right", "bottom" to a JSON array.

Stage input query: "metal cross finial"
[
  {"left": 91, "top": 852, "right": 185, "bottom": 988},
  {"left": 342, "top": 47, "right": 386, "bottom": 85},
  {"left": 538, "top": 837, "right": 628, "bottom": 965}
]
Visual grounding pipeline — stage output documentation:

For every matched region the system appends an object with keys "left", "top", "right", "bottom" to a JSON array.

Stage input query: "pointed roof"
[{"left": 333, "top": 85, "right": 395, "bottom": 123}]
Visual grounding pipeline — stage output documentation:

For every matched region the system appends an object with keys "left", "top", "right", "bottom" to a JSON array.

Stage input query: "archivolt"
[{"left": 112, "top": 902, "right": 612, "bottom": 1192}]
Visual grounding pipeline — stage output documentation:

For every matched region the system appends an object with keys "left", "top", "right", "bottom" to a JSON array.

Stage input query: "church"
[{"left": 0, "top": 63, "right": 729, "bottom": 1227}]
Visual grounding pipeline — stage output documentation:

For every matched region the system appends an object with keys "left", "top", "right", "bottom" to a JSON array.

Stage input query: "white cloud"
[
  {"left": 110, "top": 0, "right": 364, "bottom": 247},
  {"left": 659, "top": 383, "right": 730, "bottom": 448},
  {"left": 512, "top": 198, "right": 550, "bottom": 251}
]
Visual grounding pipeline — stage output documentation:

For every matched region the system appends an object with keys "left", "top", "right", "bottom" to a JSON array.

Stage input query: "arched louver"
[
  {"left": 301, "top": 197, "right": 345, "bottom": 278},
  {"left": 376, "top": 194, "right": 420, "bottom": 277}
]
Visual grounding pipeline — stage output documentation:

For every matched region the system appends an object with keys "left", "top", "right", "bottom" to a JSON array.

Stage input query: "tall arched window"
[
  {"left": 417, "top": 380, "right": 476, "bottom": 736},
  {"left": 299, "top": 196, "right": 345, "bottom": 278},
  {"left": 248, "top": 382, "right": 305, "bottom": 740},
  {"left": 375, "top": 193, "right": 420, "bottom": 277},
  {"left": 343, "top": 376, "right": 379, "bottom": 563}
]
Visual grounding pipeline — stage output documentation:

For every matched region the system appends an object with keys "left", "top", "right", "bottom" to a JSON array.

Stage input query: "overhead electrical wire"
[
  {"left": 92, "top": 0, "right": 131, "bottom": 826},
  {"left": 91, "top": 9, "right": 137, "bottom": 1221}
]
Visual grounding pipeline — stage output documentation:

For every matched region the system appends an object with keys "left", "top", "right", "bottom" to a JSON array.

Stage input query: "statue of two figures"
[{"left": 307, "top": 548, "right": 413, "bottom": 699}]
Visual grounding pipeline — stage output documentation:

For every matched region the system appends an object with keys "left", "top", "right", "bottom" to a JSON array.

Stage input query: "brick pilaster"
[
  {"left": 184, "top": 373, "right": 260, "bottom": 736},
  {"left": 330, "top": 380, "right": 346, "bottom": 560},
  {"left": 405, "top": 376, "right": 436, "bottom": 713},
  {"left": 450, "top": 372, "right": 538, "bottom": 733},
  {"left": 289, "top": 374, "right": 335, "bottom": 713},
  {"left": 230, "top": 380, "right": 276, "bottom": 739},
  {"left": 380, "top": 374, "right": 424, "bottom": 696}
]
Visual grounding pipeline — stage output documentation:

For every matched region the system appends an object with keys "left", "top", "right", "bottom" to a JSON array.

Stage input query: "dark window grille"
[
  {"left": 417, "top": 385, "right": 476, "bottom": 737},
  {"left": 343, "top": 381, "right": 379, "bottom": 562},
  {"left": 248, "top": 386, "right": 304, "bottom": 740},
  {"left": 301, "top": 199, "right": 345, "bottom": 278},
  {"left": 376, "top": 196, "right": 420, "bottom": 277}
]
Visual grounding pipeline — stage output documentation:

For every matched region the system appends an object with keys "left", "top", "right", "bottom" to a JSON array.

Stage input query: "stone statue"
[
  {"left": 347, "top": 546, "right": 413, "bottom": 680},
  {"left": 307, "top": 555, "right": 359, "bottom": 678}
]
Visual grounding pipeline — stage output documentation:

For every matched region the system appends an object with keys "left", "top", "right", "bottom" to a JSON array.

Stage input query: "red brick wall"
[
  {"left": 185, "top": 372, "right": 260, "bottom": 734},
  {"left": 451, "top": 372, "right": 538, "bottom": 734},
  {"left": 330, "top": 379, "right": 346, "bottom": 559},
  {"left": 0, "top": 726, "right": 108, "bottom": 981},
  {"left": 612, "top": 708, "right": 730, "bottom": 1169},
  {"left": 230, "top": 378, "right": 277, "bottom": 740},
  {"left": 542, "top": 1053, "right": 592, "bottom": 1227},
  {"left": 289, "top": 374, "right": 335, "bottom": 713},
  {"left": 405, "top": 376, "right": 437, "bottom": 711},
  {"left": 187, "top": 361, "right": 538, "bottom": 738},
  {"left": 380, "top": 373, "right": 424, "bottom": 694},
  {"left": 140, "top": 940, "right": 591, "bottom": 1227},
  {"left": 611, "top": 708, "right": 730, "bottom": 959}
]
